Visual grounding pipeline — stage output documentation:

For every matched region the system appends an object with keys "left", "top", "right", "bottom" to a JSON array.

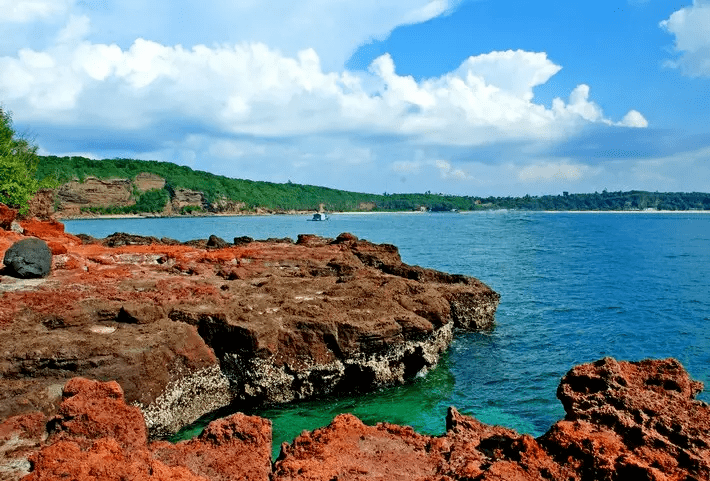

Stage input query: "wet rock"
[{"left": 3, "top": 238, "right": 52, "bottom": 278}]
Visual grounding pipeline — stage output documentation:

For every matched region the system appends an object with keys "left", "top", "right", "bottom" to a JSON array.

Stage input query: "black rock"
[
  {"left": 207, "top": 234, "right": 229, "bottom": 248},
  {"left": 3, "top": 238, "right": 52, "bottom": 278},
  {"left": 233, "top": 236, "right": 254, "bottom": 246}
]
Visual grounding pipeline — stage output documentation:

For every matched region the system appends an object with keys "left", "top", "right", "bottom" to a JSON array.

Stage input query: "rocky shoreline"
[
  {"left": 0, "top": 206, "right": 498, "bottom": 439},
  {"left": 2, "top": 357, "right": 709, "bottom": 480},
  {"left": 2, "top": 207, "right": 709, "bottom": 480}
]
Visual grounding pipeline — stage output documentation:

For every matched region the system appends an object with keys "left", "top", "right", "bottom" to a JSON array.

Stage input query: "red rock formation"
[
  {"left": 15, "top": 378, "right": 271, "bottom": 481},
  {"left": 0, "top": 213, "right": 499, "bottom": 438},
  {"left": 6, "top": 358, "right": 709, "bottom": 481},
  {"left": 273, "top": 357, "right": 710, "bottom": 481}
]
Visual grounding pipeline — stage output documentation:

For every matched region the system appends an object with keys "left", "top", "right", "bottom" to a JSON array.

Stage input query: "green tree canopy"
[{"left": 0, "top": 108, "right": 52, "bottom": 214}]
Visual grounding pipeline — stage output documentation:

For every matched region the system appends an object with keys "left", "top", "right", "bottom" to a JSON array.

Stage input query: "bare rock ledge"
[{"left": 0, "top": 212, "right": 499, "bottom": 438}]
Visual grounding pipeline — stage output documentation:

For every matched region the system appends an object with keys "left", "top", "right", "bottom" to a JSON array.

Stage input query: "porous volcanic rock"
[
  {"left": 273, "top": 357, "right": 710, "bottom": 481},
  {"left": 16, "top": 378, "right": 271, "bottom": 481},
  {"left": 0, "top": 215, "right": 499, "bottom": 438},
  {"left": 2, "top": 238, "right": 52, "bottom": 278},
  {"left": 11, "top": 358, "right": 710, "bottom": 481}
]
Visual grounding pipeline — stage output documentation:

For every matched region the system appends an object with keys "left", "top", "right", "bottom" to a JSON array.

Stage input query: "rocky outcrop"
[
  {"left": 55, "top": 177, "right": 134, "bottom": 210},
  {"left": 0, "top": 213, "right": 499, "bottom": 439},
  {"left": 134, "top": 173, "right": 166, "bottom": 192},
  {"left": 170, "top": 188, "right": 204, "bottom": 212},
  {"left": 24, "top": 189, "right": 54, "bottom": 220},
  {"left": 0, "top": 378, "right": 271, "bottom": 481},
  {"left": 274, "top": 357, "right": 710, "bottom": 481},
  {"left": 4, "top": 357, "right": 709, "bottom": 481},
  {"left": 2, "top": 238, "right": 52, "bottom": 278}
]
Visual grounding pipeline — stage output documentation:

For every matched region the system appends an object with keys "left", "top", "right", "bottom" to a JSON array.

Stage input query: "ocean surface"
[{"left": 64, "top": 212, "right": 710, "bottom": 452}]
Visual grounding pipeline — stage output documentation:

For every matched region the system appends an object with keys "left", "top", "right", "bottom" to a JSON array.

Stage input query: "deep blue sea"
[{"left": 64, "top": 212, "right": 710, "bottom": 450}]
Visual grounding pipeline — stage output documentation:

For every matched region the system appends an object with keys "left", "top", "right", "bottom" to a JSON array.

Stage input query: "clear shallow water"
[{"left": 65, "top": 212, "right": 710, "bottom": 452}]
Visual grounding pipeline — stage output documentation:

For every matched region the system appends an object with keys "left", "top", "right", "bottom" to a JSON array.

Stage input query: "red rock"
[
  {"left": 0, "top": 413, "right": 47, "bottom": 479},
  {"left": 273, "top": 413, "right": 442, "bottom": 481},
  {"left": 24, "top": 438, "right": 208, "bottom": 481},
  {"left": 18, "top": 378, "right": 270, "bottom": 481},
  {"left": 540, "top": 357, "right": 710, "bottom": 481},
  {"left": 0, "top": 219, "right": 499, "bottom": 438},
  {"left": 0, "top": 204, "right": 16, "bottom": 230},
  {"left": 48, "top": 378, "right": 147, "bottom": 449},
  {"left": 6, "top": 357, "right": 710, "bottom": 481},
  {"left": 273, "top": 358, "right": 710, "bottom": 481},
  {"left": 151, "top": 413, "right": 272, "bottom": 481}
]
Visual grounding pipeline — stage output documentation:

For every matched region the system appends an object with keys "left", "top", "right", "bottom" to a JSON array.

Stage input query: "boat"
[{"left": 308, "top": 212, "right": 329, "bottom": 221}]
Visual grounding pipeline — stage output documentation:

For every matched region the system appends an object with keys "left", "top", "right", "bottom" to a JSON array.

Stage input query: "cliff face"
[
  {"left": 0, "top": 214, "right": 499, "bottom": 439},
  {"left": 2, "top": 357, "right": 707, "bottom": 480},
  {"left": 56, "top": 177, "right": 135, "bottom": 212},
  {"left": 34, "top": 173, "right": 245, "bottom": 217}
]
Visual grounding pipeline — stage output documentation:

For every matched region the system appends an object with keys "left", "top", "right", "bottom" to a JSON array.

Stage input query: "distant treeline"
[{"left": 37, "top": 156, "right": 710, "bottom": 212}]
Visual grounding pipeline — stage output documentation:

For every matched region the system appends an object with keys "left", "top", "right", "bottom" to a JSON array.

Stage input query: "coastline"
[{"left": 55, "top": 209, "right": 710, "bottom": 221}]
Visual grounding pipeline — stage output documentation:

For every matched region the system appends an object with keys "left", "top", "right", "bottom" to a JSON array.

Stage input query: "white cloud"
[
  {"left": 0, "top": 21, "right": 646, "bottom": 143},
  {"left": 433, "top": 159, "right": 471, "bottom": 180},
  {"left": 660, "top": 0, "right": 710, "bottom": 77},
  {"left": 0, "top": 0, "right": 74, "bottom": 23},
  {"left": 618, "top": 110, "right": 648, "bottom": 128}
]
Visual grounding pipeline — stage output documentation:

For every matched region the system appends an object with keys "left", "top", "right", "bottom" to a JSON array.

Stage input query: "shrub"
[{"left": 0, "top": 108, "right": 55, "bottom": 214}]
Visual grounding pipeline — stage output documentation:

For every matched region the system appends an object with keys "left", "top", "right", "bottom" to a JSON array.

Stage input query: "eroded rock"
[
  {"left": 0, "top": 215, "right": 499, "bottom": 438},
  {"left": 12, "top": 358, "right": 709, "bottom": 481}
]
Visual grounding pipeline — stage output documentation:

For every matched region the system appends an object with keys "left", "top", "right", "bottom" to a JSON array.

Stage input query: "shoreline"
[{"left": 56, "top": 209, "right": 710, "bottom": 221}]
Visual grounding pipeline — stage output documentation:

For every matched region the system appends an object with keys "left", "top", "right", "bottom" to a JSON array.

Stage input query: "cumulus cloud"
[
  {"left": 0, "top": 8, "right": 654, "bottom": 195},
  {"left": 660, "top": 0, "right": 710, "bottom": 77},
  {"left": 618, "top": 110, "right": 648, "bottom": 128},
  {"left": 0, "top": 19, "right": 646, "bottom": 144}
]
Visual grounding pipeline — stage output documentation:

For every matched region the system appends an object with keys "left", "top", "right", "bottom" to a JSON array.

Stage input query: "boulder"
[
  {"left": 206, "top": 235, "right": 229, "bottom": 249},
  {"left": 2, "top": 238, "right": 52, "bottom": 278},
  {"left": 233, "top": 236, "right": 254, "bottom": 246}
]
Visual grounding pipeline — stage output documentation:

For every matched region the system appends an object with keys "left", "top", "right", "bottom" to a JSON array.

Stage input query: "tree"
[{"left": 0, "top": 108, "right": 52, "bottom": 214}]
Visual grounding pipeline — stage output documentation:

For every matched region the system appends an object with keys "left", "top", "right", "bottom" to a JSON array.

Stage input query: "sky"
[{"left": 1, "top": 0, "right": 709, "bottom": 196}]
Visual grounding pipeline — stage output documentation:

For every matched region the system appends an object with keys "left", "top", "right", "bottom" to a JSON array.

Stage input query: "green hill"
[{"left": 36, "top": 155, "right": 710, "bottom": 214}]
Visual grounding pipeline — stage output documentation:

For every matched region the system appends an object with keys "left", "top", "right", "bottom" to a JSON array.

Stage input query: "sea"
[{"left": 64, "top": 211, "right": 710, "bottom": 453}]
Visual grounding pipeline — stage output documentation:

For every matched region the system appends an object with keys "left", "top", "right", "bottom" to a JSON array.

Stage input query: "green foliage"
[
  {"left": 132, "top": 188, "right": 169, "bottom": 213},
  {"left": 180, "top": 205, "right": 203, "bottom": 215},
  {"left": 34, "top": 155, "right": 710, "bottom": 214},
  {"left": 0, "top": 108, "right": 55, "bottom": 214}
]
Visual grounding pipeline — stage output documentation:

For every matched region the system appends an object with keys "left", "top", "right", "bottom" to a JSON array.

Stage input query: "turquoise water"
[{"left": 64, "top": 212, "right": 710, "bottom": 451}]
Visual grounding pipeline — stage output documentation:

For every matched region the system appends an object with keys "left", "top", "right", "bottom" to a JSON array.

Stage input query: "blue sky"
[{"left": 1, "top": 0, "right": 708, "bottom": 196}]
